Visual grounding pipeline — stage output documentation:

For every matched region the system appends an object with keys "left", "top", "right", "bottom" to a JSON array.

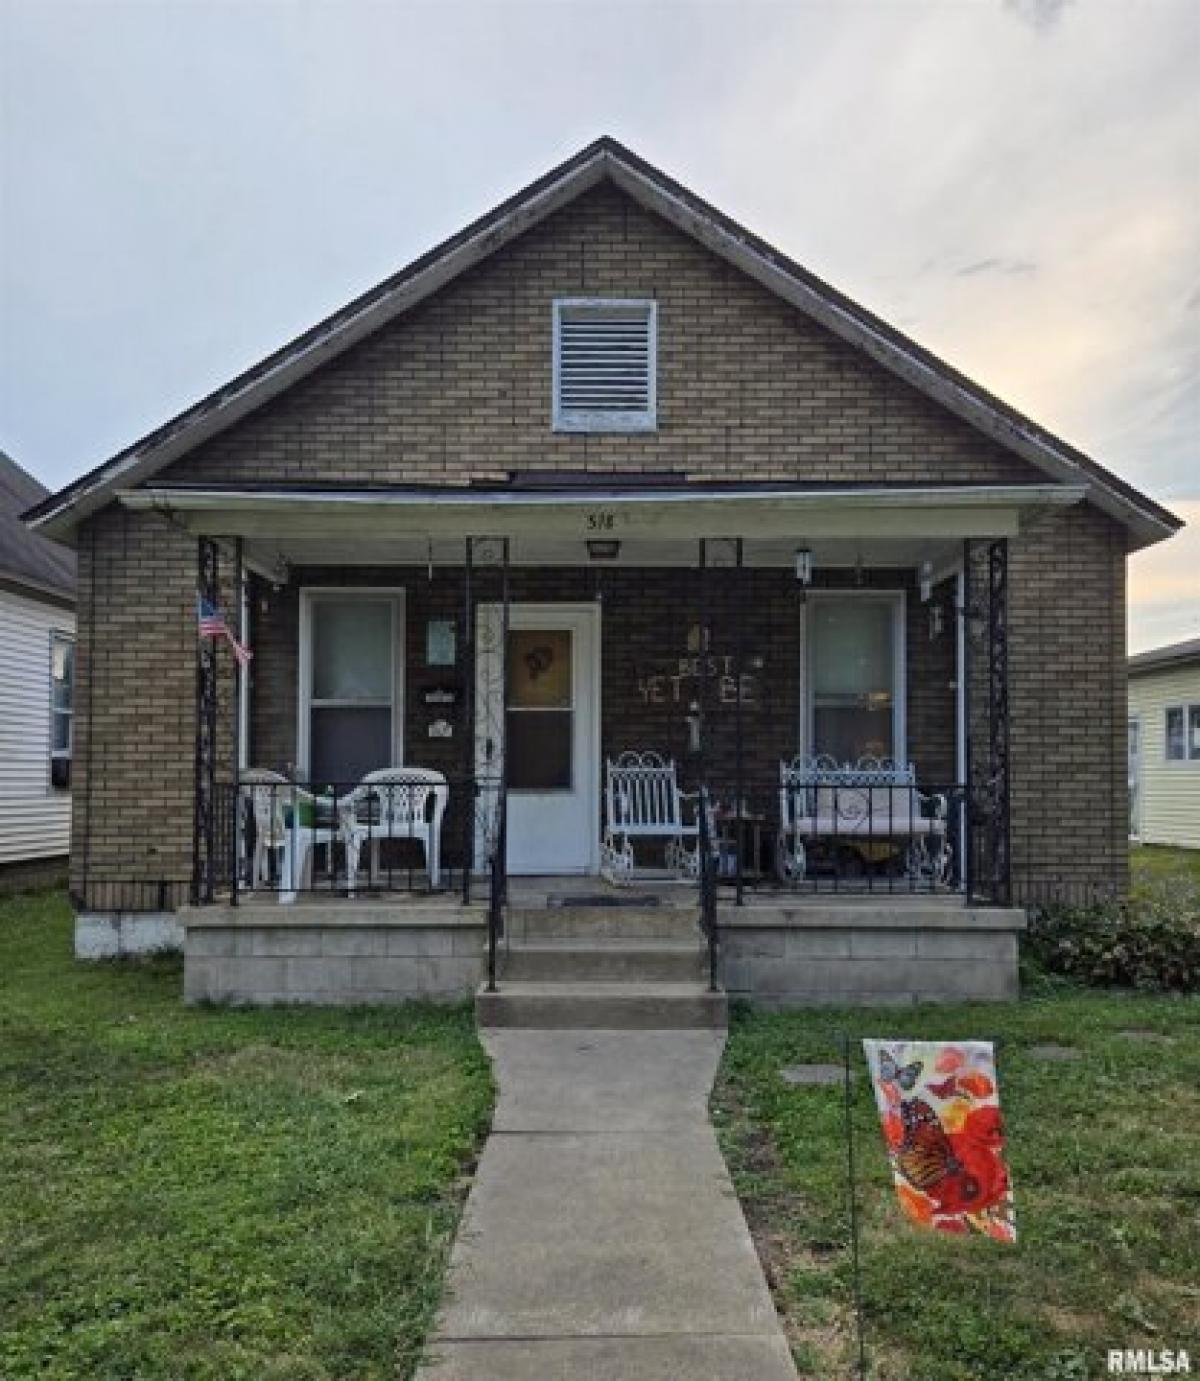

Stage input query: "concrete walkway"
[{"left": 417, "top": 1030, "right": 797, "bottom": 1380}]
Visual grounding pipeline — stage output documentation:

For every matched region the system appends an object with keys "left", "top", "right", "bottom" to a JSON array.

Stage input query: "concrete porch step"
[
  {"left": 500, "top": 939, "right": 707, "bottom": 983},
  {"left": 506, "top": 906, "right": 701, "bottom": 941},
  {"left": 476, "top": 980, "right": 728, "bottom": 1030}
]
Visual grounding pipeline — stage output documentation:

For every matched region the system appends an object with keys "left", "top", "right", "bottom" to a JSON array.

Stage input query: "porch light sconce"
[
  {"left": 929, "top": 602, "right": 945, "bottom": 641},
  {"left": 794, "top": 547, "right": 813, "bottom": 586},
  {"left": 586, "top": 539, "right": 621, "bottom": 561}
]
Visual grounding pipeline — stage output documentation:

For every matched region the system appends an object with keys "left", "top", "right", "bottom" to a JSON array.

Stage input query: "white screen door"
[{"left": 476, "top": 604, "right": 600, "bottom": 874}]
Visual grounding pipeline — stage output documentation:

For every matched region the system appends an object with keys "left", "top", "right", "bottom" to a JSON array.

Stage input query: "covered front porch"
[
  {"left": 131, "top": 478, "right": 1051, "bottom": 913},
  {"left": 114, "top": 476, "right": 1049, "bottom": 1007}
]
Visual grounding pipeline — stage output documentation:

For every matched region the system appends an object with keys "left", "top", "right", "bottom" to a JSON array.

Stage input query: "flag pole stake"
[{"left": 842, "top": 1030, "right": 868, "bottom": 1381}]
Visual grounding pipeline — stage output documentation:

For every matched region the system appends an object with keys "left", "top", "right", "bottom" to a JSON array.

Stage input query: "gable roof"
[
  {"left": 0, "top": 451, "right": 76, "bottom": 602},
  {"left": 23, "top": 136, "right": 1182, "bottom": 550},
  {"left": 1129, "top": 636, "right": 1200, "bottom": 675}
]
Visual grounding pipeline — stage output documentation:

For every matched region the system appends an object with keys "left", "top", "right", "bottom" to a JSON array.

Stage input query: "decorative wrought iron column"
[
  {"left": 986, "top": 537, "right": 1011, "bottom": 904},
  {"left": 192, "top": 537, "right": 219, "bottom": 904}
]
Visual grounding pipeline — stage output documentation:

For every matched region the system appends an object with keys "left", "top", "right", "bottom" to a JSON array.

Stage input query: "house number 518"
[{"left": 587, "top": 512, "right": 616, "bottom": 531}]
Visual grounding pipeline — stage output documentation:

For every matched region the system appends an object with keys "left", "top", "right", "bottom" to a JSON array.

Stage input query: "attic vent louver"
[{"left": 553, "top": 299, "right": 657, "bottom": 432}]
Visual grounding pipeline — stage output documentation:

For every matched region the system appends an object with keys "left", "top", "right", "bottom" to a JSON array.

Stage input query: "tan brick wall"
[
  {"left": 164, "top": 183, "right": 1045, "bottom": 490},
  {"left": 69, "top": 179, "right": 1128, "bottom": 907}
]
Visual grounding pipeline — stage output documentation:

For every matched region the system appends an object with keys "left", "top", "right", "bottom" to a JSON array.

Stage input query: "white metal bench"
[
  {"left": 778, "top": 755, "right": 951, "bottom": 884},
  {"left": 601, "top": 751, "right": 715, "bottom": 884}
]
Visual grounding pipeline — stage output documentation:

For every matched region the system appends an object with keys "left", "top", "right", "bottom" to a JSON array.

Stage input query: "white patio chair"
[
  {"left": 239, "top": 769, "right": 290, "bottom": 889},
  {"left": 338, "top": 768, "right": 449, "bottom": 892}
]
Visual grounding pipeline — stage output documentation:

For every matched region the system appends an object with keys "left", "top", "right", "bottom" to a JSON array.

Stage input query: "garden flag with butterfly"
[{"left": 862, "top": 1040, "right": 1016, "bottom": 1242}]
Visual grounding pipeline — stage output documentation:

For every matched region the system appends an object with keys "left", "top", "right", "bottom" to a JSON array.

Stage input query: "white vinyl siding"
[
  {"left": 1128, "top": 663, "right": 1200, "bottom": 849},
  {"left": 0, "top": 588, "right": 74, "bottom": 862},
  {"left": 552, "top": 299, "right": 657, "bottom": 432}
]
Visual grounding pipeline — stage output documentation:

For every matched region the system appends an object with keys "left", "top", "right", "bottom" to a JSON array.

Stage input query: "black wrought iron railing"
[
  {"left": 695, "top": 774, "right": 980, "bottom": 900},
  {"left": 200, "top": 773, "right": 503, "bottom": 904}
]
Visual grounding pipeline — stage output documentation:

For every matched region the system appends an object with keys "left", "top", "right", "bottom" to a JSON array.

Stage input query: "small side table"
[{"left": 713, "top": 811, "right": 771, "bottom": 881}]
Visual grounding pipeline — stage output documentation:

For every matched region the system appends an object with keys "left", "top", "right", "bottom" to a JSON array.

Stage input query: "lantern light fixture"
[{"left": 794, "top": 546, "right": 813, "bottom": 586}]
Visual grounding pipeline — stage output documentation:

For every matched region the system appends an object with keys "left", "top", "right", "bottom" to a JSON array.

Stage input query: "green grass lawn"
[
  {"left": 0, "top": 892, "right": 493, "bottom": 1381},
  {"left": 716, "top": 993, "right": 1200, "bottom": 1381},
  {"left": 1131, "top": 844, "right": 1200, "bottom": 890}
]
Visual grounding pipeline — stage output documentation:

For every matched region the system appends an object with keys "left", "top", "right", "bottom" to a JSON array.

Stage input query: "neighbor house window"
[
  {"left": 49, "top": 632, "right": 74, "bottom": 790},
  {"left": 806, "top": 595, "right": 904, "bottom": 764},
  {"left": 1165, "top": 704, "right": 1200, "bottom": 762},
  {"left": 552, "top": 298, "right": 657, "bottom": 432}
]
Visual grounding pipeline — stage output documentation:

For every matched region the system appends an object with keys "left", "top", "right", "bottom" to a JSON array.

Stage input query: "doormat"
[{"left": 547, "top": 894, "right": 663, "bottom": 908}]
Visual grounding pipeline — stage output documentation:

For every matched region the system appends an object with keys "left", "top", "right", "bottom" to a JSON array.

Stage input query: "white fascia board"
[{"left": 119, "top": 483, "right": 1083, "bottom": 543}]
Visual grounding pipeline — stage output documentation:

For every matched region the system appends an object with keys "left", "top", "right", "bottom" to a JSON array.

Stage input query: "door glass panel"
[
  {"left": 313, "top": 599, "right": 392, "bottom": 701},
  {"left": 811, "top": 599, "right": 896, "bottom": 762},
  {"left": 506, "top": 628, "right": 573, "bottom": 790},
  {"left": 508, "top": 629, "right": 572, "bottom": 708}
]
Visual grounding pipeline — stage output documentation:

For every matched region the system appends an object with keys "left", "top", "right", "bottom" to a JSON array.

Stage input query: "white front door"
[{"left": 476, "top": 603, "right": 600, "bottom": 875}]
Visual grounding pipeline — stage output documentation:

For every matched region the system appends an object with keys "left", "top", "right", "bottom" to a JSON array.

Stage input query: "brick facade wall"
[{"left": 69, "top": 179, "right": 1130, "bottom": 907}]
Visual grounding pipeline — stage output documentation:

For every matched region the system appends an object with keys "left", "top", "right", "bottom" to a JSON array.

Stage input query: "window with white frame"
[
  {"left": 300, "top": 592, "right": 404, "bottom": 786},
  {"left": 552, "top": 298, "right": 657, "bottom": 432},
  {"left": 805, "top": 594, "right": 905, "bottom": 763},
  {"left": 49, "top": 631, "right": 74, "bottom": 790},
  {"left": 1164, "top": 704, "right": 1200, "bottom": 762}
]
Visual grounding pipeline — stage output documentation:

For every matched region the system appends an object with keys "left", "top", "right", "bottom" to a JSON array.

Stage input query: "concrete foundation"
[
  {"left": 76, "top": 911, "right": 184, "bottom": 959},
  {"left": 181, "top": 903, "right": 487, "bottom": 1005},
  {"left": 721, "top": 901, "right": 1025, "bottom": 1006}
]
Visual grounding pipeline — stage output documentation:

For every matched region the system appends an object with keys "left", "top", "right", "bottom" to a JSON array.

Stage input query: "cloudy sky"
[{"left": 1, "top": 0, "right": 1196, "bottom": 649}]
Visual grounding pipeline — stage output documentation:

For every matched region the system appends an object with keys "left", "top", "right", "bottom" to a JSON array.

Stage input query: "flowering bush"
[{"left": 1026, "top": 876, "right": 1200, "bottom": 991}]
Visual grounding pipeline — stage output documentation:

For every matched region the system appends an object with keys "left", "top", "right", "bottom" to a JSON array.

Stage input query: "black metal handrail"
[{"left": 697, "top": 784, "right": 719, "bottom": 991}]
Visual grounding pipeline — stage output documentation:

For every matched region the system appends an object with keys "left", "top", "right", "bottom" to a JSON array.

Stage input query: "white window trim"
[
  {"left": 48, "top": 629, "right": 74, "bottom": 791},
  {"left": 297, "top": 587, "right": 405, "bottom": 783},
  {"left": 799, "top": 589, "right": 907, "bottom": 764},
  {"left": 552, "top": 297, "right": 658, "bottom": 433},
  {"left": 1128, "top": 714, "right": 1143, "bottom": 841},
  {"left": 1163, "top": 702, "right": 1200, "bottom": 766}
]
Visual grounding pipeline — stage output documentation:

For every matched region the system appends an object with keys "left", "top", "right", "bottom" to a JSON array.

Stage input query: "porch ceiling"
[{"left": 121, "top": 482, "right": 1084, "bottom": 569}]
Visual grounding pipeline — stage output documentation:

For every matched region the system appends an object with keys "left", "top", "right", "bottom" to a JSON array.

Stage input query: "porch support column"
[
  {"left": 461, "top": 537, "right": 474, "bottom": 905},
  {"left": 230, "top": 538, "right": 244, "bottom": 908},
  {"left": 734, "top": 537, "right": 745, "bottom": 906},
  {"left": 987, "top": 537, "right": 1012, "bottom": 904},
  {"left": 192, "top": 537, "right": 219, "bottom": 904}
]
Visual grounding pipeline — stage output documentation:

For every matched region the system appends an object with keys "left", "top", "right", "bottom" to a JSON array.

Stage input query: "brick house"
[{"left": 24, "top": 139, "right": 1180, "bottom": 1013}]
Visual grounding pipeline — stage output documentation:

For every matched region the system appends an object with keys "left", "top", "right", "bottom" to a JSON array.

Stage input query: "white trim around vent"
[{"left": 552, "top": 297, "right": 657, "bottom": 432}]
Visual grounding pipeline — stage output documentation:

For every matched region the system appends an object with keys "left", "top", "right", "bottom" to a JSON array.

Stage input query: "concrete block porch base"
[
  {"left": 721, "top": 900, "right": 1026, "bottom": 1005},
  {"left": 180, "top": 903, "right": 487, "bottom": 1005}
]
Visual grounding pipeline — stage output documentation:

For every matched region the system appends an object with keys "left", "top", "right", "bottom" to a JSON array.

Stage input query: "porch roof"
[{"left": 120, "top": 481, "right": 1084, "bottom": 560}]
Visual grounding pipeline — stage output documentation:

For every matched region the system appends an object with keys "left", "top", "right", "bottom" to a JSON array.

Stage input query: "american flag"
[{"left": 197, "top": 596, "right": 253, "bottom": 666}]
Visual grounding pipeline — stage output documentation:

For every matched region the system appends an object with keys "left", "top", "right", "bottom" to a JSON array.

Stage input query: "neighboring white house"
[
  {"left": 1128, "top": 636, "right": 1200, "bottom": 850},
  {"left": 0, "top": 452, "right": 77, "bottom": 869}
]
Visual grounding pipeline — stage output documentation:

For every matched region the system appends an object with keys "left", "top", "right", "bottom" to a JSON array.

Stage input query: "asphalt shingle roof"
[{"left": 0, "top": 451, "right": 76, "bottom": 601}]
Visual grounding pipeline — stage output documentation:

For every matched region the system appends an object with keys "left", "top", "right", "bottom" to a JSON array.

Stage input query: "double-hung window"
[
  {"left": 49, "top": 631, "right": 74, "bottom": 790},
  {"left": 1164, "top": 704, "right": 1200, "bottom": 763}
]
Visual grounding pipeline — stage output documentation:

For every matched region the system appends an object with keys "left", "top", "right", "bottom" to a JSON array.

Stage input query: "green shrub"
[{"left": 1027, "top": 877, "right": 1200, "bottom": 991}]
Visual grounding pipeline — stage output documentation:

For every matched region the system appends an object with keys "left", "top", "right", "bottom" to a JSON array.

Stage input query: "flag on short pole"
[
  {"left": 862, "top": 1039, "right": 1015, "bottom": 1242},
  {"left": 196, "top": 596, "right": 253, "bottom": 667}
]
